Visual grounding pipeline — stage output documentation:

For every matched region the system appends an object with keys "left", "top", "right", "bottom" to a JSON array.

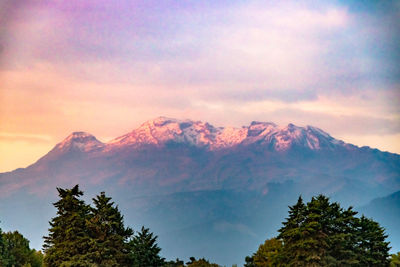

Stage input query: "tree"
[
  {"left": 356, "top": 216, "right": 390, "bottom": 267},
  {"left": 129, "top": 226, "right": 165, "bottom": 267},
  {"left": 253, "top": 194, "right": 392, "bottom": 267},
  {"left": 390, "top": 252, "right": 400, "bottom": 267},
  {"left": 277, "top": 196, "right": 307, "bottom": 265},
  {"left": 0, "top": 229, "right": 43, "bottom": 267},
  {"left": 244, "top": 255, "right": 255, "bottom": 267},
  {"left": 0, "top": 226, "right": 3, "bottom": 265},
  {"left": 2, "top": 231, "right": 32, "bottom": 266},
  {"left": 186, "top": 257, "right": 219, "bottom": 267},
  {"left": 86, "top": 192, "right": 133, "bottom": 266},
  {"left": 253, "top": 238, "right": 283, "bottom": 266},
  {"left": 164, "top": 258, "right": 185, "bottom": 267},
  {"left": 43, "top": 185, "right": 92, "bottom": 266},
  {"left": 29, "top": 249, "right": 44, "bottom": 267},
  {"left": 299, "top": 195, "right": 359, "bottom": 266}
]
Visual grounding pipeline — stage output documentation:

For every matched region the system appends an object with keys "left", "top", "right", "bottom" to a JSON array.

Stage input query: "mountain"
[
  {"left": 359, "top": 190, "right": 400, "bottom": 253},
  {"left": 106, "top": 117, "right": 346, "bottom": 151},
  {"left": 1, "top": 117, "right": 399, "bottom": 265}
]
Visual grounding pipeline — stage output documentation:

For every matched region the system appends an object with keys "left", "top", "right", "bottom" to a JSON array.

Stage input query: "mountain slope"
[
  {"left": 359, "top": 190, "right": 400, "bottom": 253},
  {"left": 0, "top": 117, "right": 399, "bottom": 265}
]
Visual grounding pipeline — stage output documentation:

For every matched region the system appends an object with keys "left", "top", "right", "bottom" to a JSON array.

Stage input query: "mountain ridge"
[
  {"left": 0, "top": 116, "right": 399, "bottom": 265},
  {"left": 53, "top": 116, "right": 356, "bottom": 154}
]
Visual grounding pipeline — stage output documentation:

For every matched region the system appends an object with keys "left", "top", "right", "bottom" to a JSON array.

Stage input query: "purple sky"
[{"left": 0, "top": 0, "right": 399, "bottom": 171}]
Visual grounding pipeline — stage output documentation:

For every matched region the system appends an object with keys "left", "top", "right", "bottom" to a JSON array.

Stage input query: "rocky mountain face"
[{"left": 1, "top": 117, "right": 399, "bottom": 265}]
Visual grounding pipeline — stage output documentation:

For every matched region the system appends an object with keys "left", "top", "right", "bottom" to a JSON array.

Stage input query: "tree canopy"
[
  {"left": 43, "top": 185, "right": 92, "bottom": 266},
  {"left": 129, "top": 226, "right": 165, "bottom": 267},
  {"left": 2, "top": 186, "right": 394, "bottom": 267},
  {"left": 247, "top": 194, "right": 391, "bottom": 267},
  {"left": 0, "top": 227, "right": 43, "bottom": 267},
  {"left": 87, "top": 192, "right": 133, "bottom": 266},
  {"left": 42, "top": 185, "right": 165, "bottom": 267}
]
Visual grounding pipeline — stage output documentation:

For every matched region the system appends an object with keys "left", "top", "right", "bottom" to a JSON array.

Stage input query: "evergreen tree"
[
  {"left": 390, "top": 252, "right": 400, "bottom": 267},
  {"left": 129, "top": 226, "right": 165, "bottom": 267},
  {"left": 244, "top": 256, "right": 255, "bottom": 267},
  {"left": 356, "top": 216, "right": 390, "bottom": 267},
  {"left": 86, "top": 192, "right": 133, "bottom": 266},
  {"left": 327, "top": 206, "right": 359, "bottom": 266},
  {"left": 43, "top": 185, "right": 92, "bottom": 266},
  {"left": 164, "top": 258, "right": 185, "bottom": 267},
  {"left": 277, "top": 196, "right": 307, "bottom": 265},
  {"left": 303, "top": 195, "right": 354, "bottom": 266},
  {"left": 252, "top": 238, "right": 283, "bottom": 266},
  {"left": 186, "top": 257, "right": 219, "bottom": 266},
  {"left": 272, "top": 194, "right": 390, "bottom": 267}
]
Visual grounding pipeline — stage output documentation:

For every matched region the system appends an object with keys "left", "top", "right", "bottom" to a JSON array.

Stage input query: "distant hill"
[
  {"left": 360, "top": 190, "right": 400, "bottom": 253},
  {"left": 1, "top": 117, "right": 399, "bottom": 265}
]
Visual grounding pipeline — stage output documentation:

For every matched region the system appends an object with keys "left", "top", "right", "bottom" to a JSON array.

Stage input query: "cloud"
[
  {"left": 213, "top": 221, "right": 257, "bottom": 238},
  {"left": 0, "top": 133, "right": 52, "bottom": 143},
  {"left": 0, "top": 0, "right": 399, "bottom": 171}
]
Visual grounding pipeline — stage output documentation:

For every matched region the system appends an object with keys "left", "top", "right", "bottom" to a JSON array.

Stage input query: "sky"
[{"left": 0, "top": 0, "right": 399, "bottom": 172}]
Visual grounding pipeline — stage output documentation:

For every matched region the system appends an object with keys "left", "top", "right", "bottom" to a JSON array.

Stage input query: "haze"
[{"left": 0, "top": 0, "right": 399, "bottom": 172}]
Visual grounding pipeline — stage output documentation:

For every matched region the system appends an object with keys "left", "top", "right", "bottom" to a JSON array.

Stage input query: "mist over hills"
[{"left": 1, "top": 117, "right": 399, "bottom": 265}]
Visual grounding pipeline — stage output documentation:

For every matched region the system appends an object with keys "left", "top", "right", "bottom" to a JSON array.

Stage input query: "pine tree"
[
  {"left": 278, "top": 196, "right": 307, "bottom": 265},
  {"left": 43, "top": 185, "right": 92, "bottom": 266},
  {"left": 86, "top": 192, "right": 133, "bottom": 266},
  {"left": 265, "top": 195, "right": 390, "bottom": 267},
  {"left": 327, "top": 206, "right": 359, "bottom": 266},
  {"left": 356, "top": 216, "right": 390, "bottom": 267},
  {"left": 129, "top": 226, "right": 165, "bottom": 267}
]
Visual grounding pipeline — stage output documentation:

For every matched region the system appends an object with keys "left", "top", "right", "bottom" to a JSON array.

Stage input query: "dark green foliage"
[
  {"left": 29, "top": 249, "right": 45, "bottom": 267},
  {"left": 87, "top": 192, "right": 133, "bottom": 266},
  {"left": 43, "top": 185, "right": 92, "bottom": 266},
  {"left": 246, "top": 194, "right": 391, "bottom": 267},
  {"left": 0, "top": 229, "right": 43, "bottom": 267},
  {"left": 2, "top": 231, "right": 32, "bottom": 266},
  {"left": 0, "top": 226, "right": 3, "bottom": 265},
  {"left": 43, "top": 185, "right": 171, "bottom": 266},
  {"left": 356, "top": 216, "right": 390, "bottom": 267},
  {"left": 129, "top": 226, "right": 165, "bottom": 267},
  {"left": 277, "top": 196, "right": 307, "bottom": 265},
  {"left": 253, "top": 238, "right": 283, "bottom": 266},
  {"left": 164, "top": 258, "right": 185, "bottom": 267},
  {"left": 244, "top": 256, "right": 255, "bottom": 267},
  {"left": 390, "top": 252, "right": 400, "bottom": 267},
  {"left": 186, "top": 257, "right": 219, "bottom": 266}
]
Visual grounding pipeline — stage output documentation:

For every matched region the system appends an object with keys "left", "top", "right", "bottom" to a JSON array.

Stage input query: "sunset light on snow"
[
  {"left": 0, "top": 2, "right": 400, "bottom": 265},
  {"left": 0, "top": 0, "right": 399, "bottom": 172}
]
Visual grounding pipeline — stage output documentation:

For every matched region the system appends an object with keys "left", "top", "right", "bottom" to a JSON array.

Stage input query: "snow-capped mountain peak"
[
  {"left": 107, "top": 117, "right": 345, "bottom": 152},
  {"left": 55, "top": 132, "right": 104, "bottom": 152},
  {"left": 109, "top": 117, "right": 217, "bottom": 148}
]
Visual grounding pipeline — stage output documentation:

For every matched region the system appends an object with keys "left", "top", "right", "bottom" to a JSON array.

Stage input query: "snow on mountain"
[
  {"left": 54, "top": 131, "right": 105, "bottom": 153},
  {"left": 108, "top": 117, "right": 217, "bottom": 147},
  {"left": 1, "top": 117, "right": 399, "bottom": 265},
  {"left": 106, "top": 117, "right": 344, "bottom": 151}
]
